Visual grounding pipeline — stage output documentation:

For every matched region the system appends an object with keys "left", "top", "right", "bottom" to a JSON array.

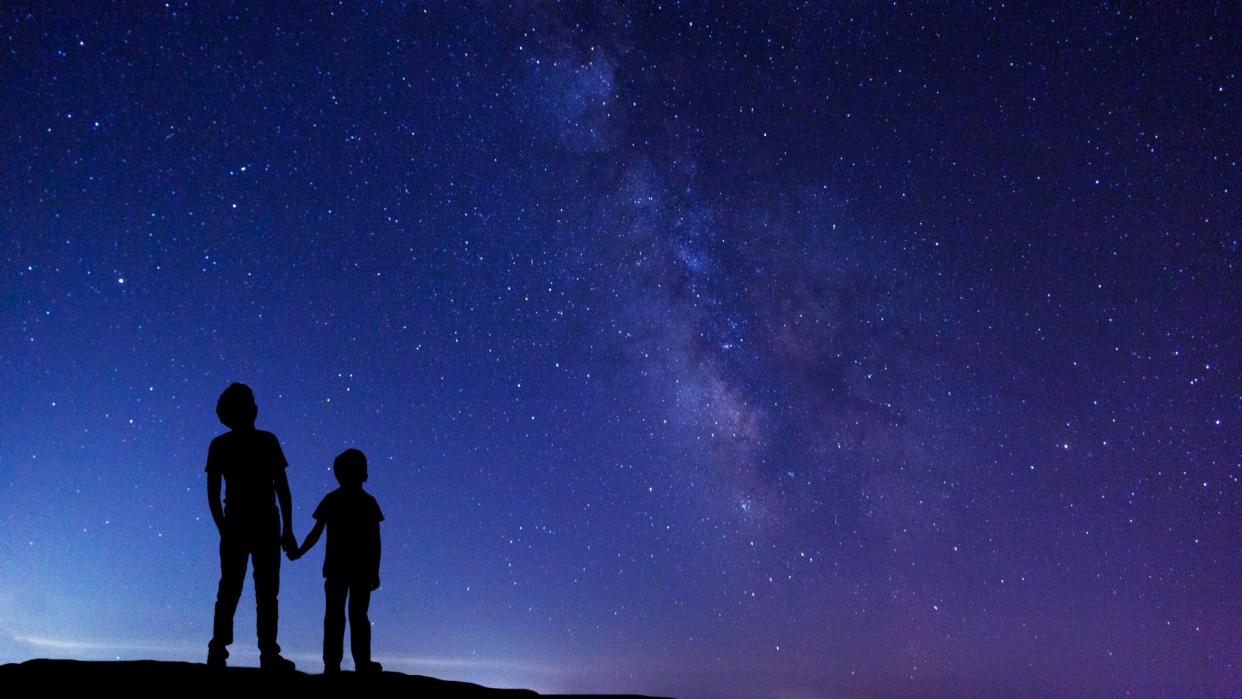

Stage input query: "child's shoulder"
[
  {"left": 211, "top": 429, "right": 280, "bottom": 442},
  {"left": 208, "top": 430, "right": 243, "bottom": 453},
  {"left": 312, "top": 488, "right": 339, "bottom": 519},
  {"left": 362, "top": 489, "right": 384, "bottom": 520}
]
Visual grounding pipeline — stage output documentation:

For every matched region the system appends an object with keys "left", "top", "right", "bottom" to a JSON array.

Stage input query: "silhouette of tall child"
[
  {"left": 291, "top": 448, "right": 384, "bottom": 673},
  {"left": 205, "top": 383, "right": 298, "bottom": 670}
]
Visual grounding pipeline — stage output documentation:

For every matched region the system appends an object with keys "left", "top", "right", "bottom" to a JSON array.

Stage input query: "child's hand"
[
  {"left": 370, "top": 576, "right": 380, "bottom": 591},
  {"left": 286, "top": 546, "right": 302, "bottom": 561}
]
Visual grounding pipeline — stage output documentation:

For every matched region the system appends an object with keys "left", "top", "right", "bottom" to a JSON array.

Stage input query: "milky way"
[{"left": 2, "top": 3, "right": 1239, "bottom": 697}]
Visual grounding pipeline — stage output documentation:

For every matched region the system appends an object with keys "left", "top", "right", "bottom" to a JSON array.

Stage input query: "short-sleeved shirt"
[
  {"left": 312, "top": 487, "right": 384, "bottom": 580},
  {"left": 205, "top": 429, "right": 288, "bottom": 523}
]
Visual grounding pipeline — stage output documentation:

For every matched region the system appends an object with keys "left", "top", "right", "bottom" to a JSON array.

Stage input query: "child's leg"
[
  {"left": 209, "top": 533, "right": 248, "bottom": 659},
  {"left": 251, "top": 534, "right": 283, "bottom": 657},
  {"left": 347, "top": 582, "right": 373, "bottom": 665},
  {"left": 323, "top": 578, "right": 348, "bottom": 669}
]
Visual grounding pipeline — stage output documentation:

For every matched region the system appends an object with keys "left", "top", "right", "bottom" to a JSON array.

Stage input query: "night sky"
[{"left": 2, "top": 3, "right": 1239, "bottom": 697}]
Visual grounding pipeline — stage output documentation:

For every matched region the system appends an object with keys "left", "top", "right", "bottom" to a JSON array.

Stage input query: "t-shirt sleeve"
[
  {"left": 269, "top": 433, "right": 289, "bottom": 469},
  {"left": 205, "top": 437, "right": 221, "bottom": 475},
  {"left": 371, "top": 496, "right": 384, "bottom": 523},
  {"left": 312, "top": 494, "right": 332, "bottom": 521}
]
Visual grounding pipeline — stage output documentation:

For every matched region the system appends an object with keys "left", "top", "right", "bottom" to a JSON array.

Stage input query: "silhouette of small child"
[{"left": 291, "top": 448, "right": 384, "bottom": 674}]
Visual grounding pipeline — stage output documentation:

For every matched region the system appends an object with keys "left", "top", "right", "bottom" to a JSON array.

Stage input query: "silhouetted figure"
[
  {"left": 290, "top": 448, "right": 384, "bottom": 674},
  {"left": 205, "top": 383, "right": 298, "bottom": 671}
]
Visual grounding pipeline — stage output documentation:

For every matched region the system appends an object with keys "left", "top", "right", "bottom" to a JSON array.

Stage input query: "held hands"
[{"left": 282, "top": 531, "right": 300, "bottom": 561}]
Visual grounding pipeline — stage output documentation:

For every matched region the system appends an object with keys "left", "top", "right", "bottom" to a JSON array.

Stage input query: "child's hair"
[
  {"left": 333, "top": 448, "right": 368, "bottom": 486},
  {"left": 216, "top": 383, "right": 257, "bottom": 429}
]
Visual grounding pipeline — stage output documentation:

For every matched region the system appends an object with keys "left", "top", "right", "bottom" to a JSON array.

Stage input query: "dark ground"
[{"left": 0, "top": 659, "right": 673, "bottom": 698}]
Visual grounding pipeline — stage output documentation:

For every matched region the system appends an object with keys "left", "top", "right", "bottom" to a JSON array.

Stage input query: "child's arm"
[
  {"left": 207, "top": 471, "right": 225, "bottom": 535},
  {"left": 369, "top": 522, "right": 382, "bottom": 590},
  {"left": 294, "top": 519, "right": 326, "bottom": 559},
  {"left": 275, "top": 468, "right": 296, "bottom": 554}
]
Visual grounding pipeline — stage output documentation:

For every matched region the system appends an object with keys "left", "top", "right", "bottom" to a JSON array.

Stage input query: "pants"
[
  {"left": 324, "top": 578, "right": 372, "bottom": 667},
  {"left": 209, "top": 520, "right": 282, "bottom": 656}
]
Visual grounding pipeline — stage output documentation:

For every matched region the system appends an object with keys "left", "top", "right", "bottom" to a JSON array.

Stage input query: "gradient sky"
[{"left": 2, "top": 3, "right": 1239, "bottom": 697}]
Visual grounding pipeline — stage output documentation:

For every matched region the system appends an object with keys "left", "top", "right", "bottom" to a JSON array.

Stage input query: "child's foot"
[
  {"left": 356, "top": 660, "right": 383, "bottom": 674},
  {"left": 206, "top": 647, "right": 227, "bottom": 669},
  {"left": 259, "top": 654, "right": 296, "bottom": 672},
  {"left": 323, "top": 663, "right": 341, "bottom": 674}
]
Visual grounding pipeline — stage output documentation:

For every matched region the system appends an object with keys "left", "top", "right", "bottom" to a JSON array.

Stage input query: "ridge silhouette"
[{"left": 0, "top": 660, "right": 674, "bottom": 698}]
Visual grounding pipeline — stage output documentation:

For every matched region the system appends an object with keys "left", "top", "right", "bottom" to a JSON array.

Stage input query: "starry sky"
[{"left": 1, "top": 2, "right": 1239, "bottom": 697}]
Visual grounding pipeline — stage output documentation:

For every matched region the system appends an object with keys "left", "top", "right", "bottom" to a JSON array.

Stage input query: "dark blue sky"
[{"left": 2, "top": 3, "right": 1239, "bottom": 697}]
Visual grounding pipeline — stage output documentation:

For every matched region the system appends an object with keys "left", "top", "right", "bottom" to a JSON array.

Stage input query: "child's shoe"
[
  {"left": 206, "top": 647, "right": 227, "bottom": 669},
  {"left": 259, "top": 654, "right": 296, "bottom": 672}
]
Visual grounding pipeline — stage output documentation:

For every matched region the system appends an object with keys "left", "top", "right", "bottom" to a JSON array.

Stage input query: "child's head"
[
  {"left": 216, "top": 383, "right": 257, "bottom": 430},
  {"left": 333, "top": 448, "right": 368, "bottom": 487}
]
